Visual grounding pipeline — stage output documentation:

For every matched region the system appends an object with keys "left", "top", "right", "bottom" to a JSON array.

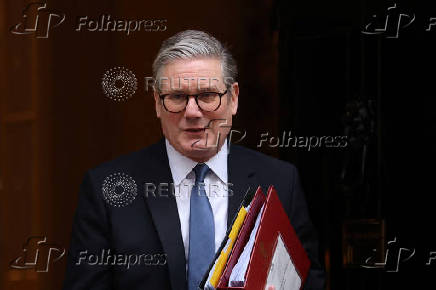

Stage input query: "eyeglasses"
[{"left": 159, "top": 90, "right": 228, "bottom": 113}]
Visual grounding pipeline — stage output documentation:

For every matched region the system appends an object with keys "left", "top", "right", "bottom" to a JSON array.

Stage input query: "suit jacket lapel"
[
  {"left": 143, "top": 141, "right": 256, "bottom": 289},
  {"left": 142, "top": 139, "right": 187, "bottom": 290},
  {"left": 227, "top": 145, "right": 257, "bottom": 229}
]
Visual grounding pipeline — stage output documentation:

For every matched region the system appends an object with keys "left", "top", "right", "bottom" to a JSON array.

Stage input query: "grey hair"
[{"left": 152, "top": 30, "right": 237, "bottom": 92}]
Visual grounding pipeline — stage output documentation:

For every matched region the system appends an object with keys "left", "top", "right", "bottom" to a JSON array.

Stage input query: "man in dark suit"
[{"left": 63, "top": 30, "right": 324, "bottom": 289}]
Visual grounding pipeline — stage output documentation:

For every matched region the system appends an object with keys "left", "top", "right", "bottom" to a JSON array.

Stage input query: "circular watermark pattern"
[
  {"left": 102, "top": 172, "right": 137, "bottom": 207},
  {"left": 101, "top": 66, "right": 137, "bottom": 102}
]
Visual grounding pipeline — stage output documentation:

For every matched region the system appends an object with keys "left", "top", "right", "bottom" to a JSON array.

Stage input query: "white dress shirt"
[{"left": 165, "top": 139, "right": 229, "bottom": 265}]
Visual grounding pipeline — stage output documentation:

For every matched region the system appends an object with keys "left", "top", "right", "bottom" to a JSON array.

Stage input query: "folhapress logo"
[
  {"left": 362, "top": 3, "right": 436, "bottom": 38},
  {"left": 10, "top": 2, "right": 66, "bottom": 38},
  {"left": 10, "top": 3, "right": 167, "bottom": 39},
  {"left": 362, "top": 4, "right": 415, "bottom": 38},
  {"left": 10, "top": 236, "right": 65, "bottom": 272}
]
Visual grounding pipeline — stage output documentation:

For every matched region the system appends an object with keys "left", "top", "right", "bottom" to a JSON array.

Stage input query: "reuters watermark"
[
  {"left": 102, "top": 172, "right": 138, "bottom": 207},
  {"left": 144, "top": 76, "right": 236, "bottom": 92},
  {"left": 101, "top": 71, "right": 236, "bottom": 102},
  {"left": 75, "top": 249, "right": 167, "bottom": 269},
  {"left": 102, "top": 67, "right": 138, "bottom": 102},
  {"left": 144, "top": 182, "right": 234, "bottom": 198}
]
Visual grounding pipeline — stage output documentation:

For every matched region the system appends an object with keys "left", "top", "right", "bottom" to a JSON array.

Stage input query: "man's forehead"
[
  {"left": 157, "top": 58, "right": 226, "bottom": 92},
  {"left": 160, "top": 58, "right": 223, "bottom": 77}
]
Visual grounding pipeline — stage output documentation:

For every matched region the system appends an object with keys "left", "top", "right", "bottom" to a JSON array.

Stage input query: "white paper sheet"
[{"left": 264, "top": 234, "right": 301, "bottom": 290}]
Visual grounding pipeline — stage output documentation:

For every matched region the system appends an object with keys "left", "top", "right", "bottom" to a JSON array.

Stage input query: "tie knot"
[{"left": 193, "top": 163, "right": 210, "bottom": 183}]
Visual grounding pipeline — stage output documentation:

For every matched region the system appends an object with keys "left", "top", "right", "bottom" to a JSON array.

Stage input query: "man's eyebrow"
[
  {"left": 161, "top": 89, "right": 186, "bottom": 94},
  {"left": 197, "top": 87, "right": 220, "bottom": 92},
  {"left": 163, "top": 87, "right": 220, "bottom": 94}
]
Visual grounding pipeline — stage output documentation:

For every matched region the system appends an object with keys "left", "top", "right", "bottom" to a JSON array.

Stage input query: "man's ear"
[
  {"left": 153, "top": 90, "right": 161, "bottom": 118},
  {"left": 230, "top": 82, "right": 239, "bottom": 115}
]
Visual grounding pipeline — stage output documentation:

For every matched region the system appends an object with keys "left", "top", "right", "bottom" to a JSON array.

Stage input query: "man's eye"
[
  {"left": 199, "top": 92, "right": 218, "bottom": 101},
  {"left": 168, "top": 94, "right": 186, "bottom": 100}
]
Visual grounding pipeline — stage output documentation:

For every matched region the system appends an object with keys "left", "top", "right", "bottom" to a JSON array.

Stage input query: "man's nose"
[{"left": 184, "top": 96, "right": 202, "bottom": 117}]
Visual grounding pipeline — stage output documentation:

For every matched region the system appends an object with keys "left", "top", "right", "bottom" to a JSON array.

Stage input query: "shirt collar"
[{"left": 165, "top": 139, "right": 228, "bottom": 185}]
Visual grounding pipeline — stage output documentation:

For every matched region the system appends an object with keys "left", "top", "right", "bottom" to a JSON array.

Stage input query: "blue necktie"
[{"left": 187, "top": 163, "right": 215, "bottom": 290}]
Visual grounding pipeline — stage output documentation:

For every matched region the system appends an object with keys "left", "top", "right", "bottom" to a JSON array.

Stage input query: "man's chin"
[
  {"left": 179, "top": 143, "right": 215, "bottom": 162},
  {"left": 180, "top": 135, "right": 207, "bottom": 150}
]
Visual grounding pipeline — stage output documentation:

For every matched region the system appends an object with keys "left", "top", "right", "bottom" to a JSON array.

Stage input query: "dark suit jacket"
[{"left": 63, "top": 139, "right": 325, "bottom": 289}]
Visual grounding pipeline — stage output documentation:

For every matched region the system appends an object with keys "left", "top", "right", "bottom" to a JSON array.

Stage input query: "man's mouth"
[{"left": 184, "top": 128, "right": 205, "bottom": 133}]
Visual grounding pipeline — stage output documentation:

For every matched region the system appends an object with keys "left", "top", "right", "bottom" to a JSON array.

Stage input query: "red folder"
[{"left": 217, "top": 186, "right": 311, "bottom": 290}]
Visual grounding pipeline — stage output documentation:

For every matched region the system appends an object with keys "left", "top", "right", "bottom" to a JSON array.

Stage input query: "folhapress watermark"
[
  {"left": 76, "top": 249, "right": 167, "bottom": 269},
  {"left": 189, "top": 119, "right": 246, "bottom": 154},
  {"left": 361, "top": 237, "right": 436, "bottom": 272},
  {"left": 362, "top": 3, "right": 436, "bottom": 38},
  {"left": 10, "top": 2, "right": 66, "bottom": 38},
  {"left": 10, "top": 2, "right": 167, "bottom": 39},
  {"left": 10, "top": 236, "right": 65, "bottom": 272},
  {"left": 257, "top": 131, "right": 348, "bottom": 151},
  {"left": 76, "top": 15, "right": 166, "bottom": 35}
]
